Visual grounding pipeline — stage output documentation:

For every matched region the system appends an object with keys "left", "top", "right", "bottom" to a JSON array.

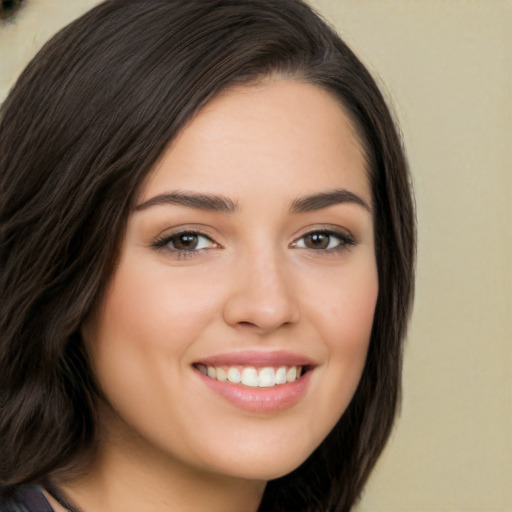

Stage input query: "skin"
[{"left": 61, "top": 79, "right": 378, "bottom": 512}]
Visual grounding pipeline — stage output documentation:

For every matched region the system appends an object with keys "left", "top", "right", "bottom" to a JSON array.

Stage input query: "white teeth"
[
  {"left": 227, "top": 367, "right": 241, "bottom": 383},
  {"left": 216, "top": 367, "right": 227, "bottom": 382},
  {"left": 258, "top": 367, "right": 275, "bottom": 387},
  {"left": 198, "top": 364, "right": 303, "bottom": 387},
  {"left": 275, "top": 366, "right": 287, "bottom": 385},
  {"left": 241, "top": 367, "right": 259, "bottom": 387},
  {"left": 286, "top": 366, "right": 297, "bottom": 382}
]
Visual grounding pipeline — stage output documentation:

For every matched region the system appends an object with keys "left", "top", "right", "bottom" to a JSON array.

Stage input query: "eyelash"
[
  {"left": 151, "top": 231, "right": 217, "bottom": 260},
  {"left": 291, "top": 229, "right": 356, "bottom": 254},
  {"left": 151, "top": 228, "right": 356, "bottom": 260}
]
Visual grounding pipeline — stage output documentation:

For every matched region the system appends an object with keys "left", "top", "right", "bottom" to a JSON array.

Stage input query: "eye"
[
  {"left": 168, "top": 232, "right": 214, "bottom": 251},
  {"left": 293, "top": 230, "right": 355, "bottom": 251},
  {"left": 1, "top": 0, "right": 25, "bottom": 20},
  {"left": 152, "top": 231, "right": 218, "bottom": 253}
]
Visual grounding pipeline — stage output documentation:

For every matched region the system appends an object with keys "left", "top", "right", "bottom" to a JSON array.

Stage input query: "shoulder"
[{"left": 0, "top": 486, "right": 54, "bottom": 512}]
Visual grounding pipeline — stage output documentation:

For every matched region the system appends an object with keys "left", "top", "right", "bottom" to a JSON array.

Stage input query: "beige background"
[{"left": 1, "top": 1, "right": 511, "bottom": 511}]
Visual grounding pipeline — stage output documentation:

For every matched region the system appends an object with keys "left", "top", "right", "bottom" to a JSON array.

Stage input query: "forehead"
[{"left": 140, "top": 79, "right": 370, "bottom": 206}]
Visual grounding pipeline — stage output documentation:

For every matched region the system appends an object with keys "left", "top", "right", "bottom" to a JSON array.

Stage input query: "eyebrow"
[
  {"left": 289, "top": 189, "right": 372, "bottom": 214},
  {"left": 135, "top": 188, "right": 371, "bottom": 214},
  {"left": 135, "top": 191, "right": 238, "bottom": 213}
]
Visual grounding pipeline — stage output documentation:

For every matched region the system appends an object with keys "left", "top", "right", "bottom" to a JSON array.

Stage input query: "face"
[{"left": 83, "top": 80, "right": 378, "bottom": 483}]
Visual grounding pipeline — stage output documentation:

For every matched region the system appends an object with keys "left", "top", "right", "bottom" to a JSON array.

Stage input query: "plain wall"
[{"left": 1, "top": 1, "right": 511, "bottom": 511}]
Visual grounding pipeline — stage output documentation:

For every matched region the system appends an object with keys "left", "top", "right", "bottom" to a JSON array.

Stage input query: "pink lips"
[
  {"left": 196, "top": 350, "right": 316, "bottom": 368},
  {"left": 193, "top": 350, "right": 316, "bottom": 413}
]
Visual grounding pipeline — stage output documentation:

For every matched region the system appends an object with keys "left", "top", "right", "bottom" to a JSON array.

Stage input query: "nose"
[{"left": 222, "top": 249, "right": 301, "bottom": 334}]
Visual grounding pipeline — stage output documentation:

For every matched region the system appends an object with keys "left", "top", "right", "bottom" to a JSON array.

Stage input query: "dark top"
[{"left": 0, "top": 486, "right": 54, "bottom": 512}]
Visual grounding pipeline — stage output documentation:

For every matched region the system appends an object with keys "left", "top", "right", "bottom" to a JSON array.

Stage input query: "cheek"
[
  {"left": 330, "top": 278, "right": 378, "bottom": 348},
  {"left": 93, "top": 259, "right": 221, "bottom": 353},
  {"left": 83, "top": 257, "right": 229, "bottom": 416},
  {"left": 309, "top": 252, "right": 378, "bottom": 346},
  {"left": 309, "top": 257, "right": 378, "bottom": 410},
  {"left": 81, "top": 262, "right": 222, "bottom": 448},
  {"left": 333, "top": 264, "right": 377, "bottom": 360}
]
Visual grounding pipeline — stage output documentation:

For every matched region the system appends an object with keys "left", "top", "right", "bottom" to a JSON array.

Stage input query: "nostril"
[{"left": 1, "top": 0, "right": 25, "bottom": 21}]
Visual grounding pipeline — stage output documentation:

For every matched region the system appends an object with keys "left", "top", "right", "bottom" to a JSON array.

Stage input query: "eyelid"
[
  {"left": 150, "top": 224, "right": 356, "bottom": 260},
  {"left": 290, "top": 226, "right": 356, "bottom": 251},
  {"left": 151, "top": 228, "right": 221, "bottom": 259}
]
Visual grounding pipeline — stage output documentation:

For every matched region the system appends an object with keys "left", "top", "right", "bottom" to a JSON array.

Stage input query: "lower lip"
[{"left": 196, "top": 369, "right": 313, "bottom": 413}]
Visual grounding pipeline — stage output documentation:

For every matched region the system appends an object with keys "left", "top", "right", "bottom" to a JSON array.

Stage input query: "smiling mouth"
[{"left": 194, "top": 364, "right": 311, "bottom": 388}]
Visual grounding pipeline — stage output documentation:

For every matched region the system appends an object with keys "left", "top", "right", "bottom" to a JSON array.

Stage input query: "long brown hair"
[{"left": 0, "top": 1, "right": 415, "bottom": 510}]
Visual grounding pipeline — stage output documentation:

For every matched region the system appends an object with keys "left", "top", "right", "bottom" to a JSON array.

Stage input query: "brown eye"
[
  {"left": 161, "top": 231, "right": 216, "bottom": 252},
  {"left": 1, "top": 0, "right": 24, "bottom": 20},
  {"left": 293, "top": 230, "right": 355, "bottom": 252},
  {"left": 303, "top": 232, "right": 331, "bottom": 250},
  {"left": 151, "top": 231, "right": 218, "bottom": 256},
  {"left": 172, "top": 233, "right": 201, "bottom": 250}
]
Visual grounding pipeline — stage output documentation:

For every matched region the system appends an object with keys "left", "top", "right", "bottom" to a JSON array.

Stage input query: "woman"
[{"left": 0, "top": 0, "right": 415, "bottom": 511}]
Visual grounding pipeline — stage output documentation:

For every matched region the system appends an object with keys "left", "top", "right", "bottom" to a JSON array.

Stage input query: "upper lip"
[{"left": 194, "top": 350, "right": 317, "bottom": 368}]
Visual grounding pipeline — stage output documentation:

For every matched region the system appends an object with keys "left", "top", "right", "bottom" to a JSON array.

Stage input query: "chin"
[{"left": 201, "top": 439, "right": 319, "bottom": 482}]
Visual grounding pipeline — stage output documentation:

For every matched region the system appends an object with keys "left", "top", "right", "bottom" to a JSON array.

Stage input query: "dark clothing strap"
[{"left": 0, "top": 486, "right": 54, "bottom": 512}]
